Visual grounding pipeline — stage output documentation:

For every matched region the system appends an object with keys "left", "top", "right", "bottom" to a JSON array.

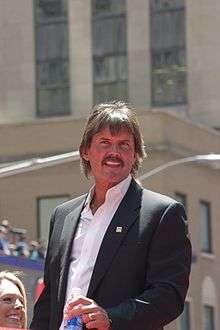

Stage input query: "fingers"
[
  {"left": 65, "top": 303, "right": 100, "bottom": 320},
  {"left": 67, "top": 296, "right": 93, "bottom": 309},
  {"left": 82, "top": 309, "right": 111, "bottom": 330},
  {"left": 64, "top": 296, "right": 93, "bottom": 319},
  {"left": 64, "top": 296, "right": 111, "bottom": 329}
]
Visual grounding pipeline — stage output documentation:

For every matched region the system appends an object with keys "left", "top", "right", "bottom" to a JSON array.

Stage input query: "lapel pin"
[{"left": 116, "top": 226, "right": 123, "bottom": 233}]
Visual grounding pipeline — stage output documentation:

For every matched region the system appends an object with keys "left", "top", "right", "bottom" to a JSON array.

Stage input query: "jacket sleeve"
[
  {"left": 30, "top": 208, "right": 57, "bottom": 330},
  {"left": 106, "top": 202, "right": 192, "bottom": 330}
]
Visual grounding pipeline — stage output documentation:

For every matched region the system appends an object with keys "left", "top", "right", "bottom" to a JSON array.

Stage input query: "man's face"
[{"left": 82, "top": 127, "right": 136, "bottom": 188}]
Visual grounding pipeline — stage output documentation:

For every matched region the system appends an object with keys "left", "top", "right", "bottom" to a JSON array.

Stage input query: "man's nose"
[
  {"left": 14, "top": 298, "right": 23, "bottom": 309},
  {"left": 110, "top": 144, "right": 120, "bottom": 153}
]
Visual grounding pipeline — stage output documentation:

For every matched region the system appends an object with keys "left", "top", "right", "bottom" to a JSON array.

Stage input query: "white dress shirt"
[{"left": 59, "top": 175, "right": 131, "bottom": 330}]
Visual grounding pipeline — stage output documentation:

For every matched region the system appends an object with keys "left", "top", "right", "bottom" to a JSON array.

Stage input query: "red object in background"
[{"left": 35, "top": 277, "right": 45, "bottom": 301}]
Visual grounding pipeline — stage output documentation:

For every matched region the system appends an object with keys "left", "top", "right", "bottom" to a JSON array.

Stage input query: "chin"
[{"left": 6, "top": 321, "right": 22, "bottom": 328}]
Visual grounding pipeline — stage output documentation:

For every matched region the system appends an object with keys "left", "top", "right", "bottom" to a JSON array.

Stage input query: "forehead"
[
  {"left": 0, "top": 279, "right": 21, "bottom": 296},
  {"left": 93, "top": 126, "right": 134, "bottom": 140}
]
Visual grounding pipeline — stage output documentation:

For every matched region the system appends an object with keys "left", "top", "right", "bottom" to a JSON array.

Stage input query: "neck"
[
  {"left": 90, "top": 192, "right": 105, "bottom": 214},
  {"left": 90, "top": 176, "right": 129, "bottom": 214},
  {"left": 90, "top": 183, "right": 110, "bottom": 214}
]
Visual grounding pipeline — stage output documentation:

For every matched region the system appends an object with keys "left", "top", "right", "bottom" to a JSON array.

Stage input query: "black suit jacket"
[{"left": 30, "top": 179, "right": 191, "bottom": 330}]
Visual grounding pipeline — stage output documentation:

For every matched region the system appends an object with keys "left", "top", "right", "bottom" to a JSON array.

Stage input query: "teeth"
[
  {"left": 8, "top": 315, "right": 20, "bottom": 320},
  {"left": 106, "top": 161, "right": 120, "bottom": 165}
]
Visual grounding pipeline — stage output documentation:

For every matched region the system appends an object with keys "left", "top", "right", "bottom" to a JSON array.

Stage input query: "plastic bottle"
[{"left": 64, "top": 288, "right": 83, "bottom": 330}]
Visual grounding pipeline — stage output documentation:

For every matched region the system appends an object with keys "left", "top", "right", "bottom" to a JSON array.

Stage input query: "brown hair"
[
  {"left": 0, "top": 271, "right": 27, "bottom": 328},
  {"left": 79, "top": 101, "right": 146, "bottom": 177}
]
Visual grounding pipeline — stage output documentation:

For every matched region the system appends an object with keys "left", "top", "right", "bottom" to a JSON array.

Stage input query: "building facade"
[
  {"left": 1, "top": 111, "right": 220, "bottom": 330},
  {"left": 0, "top": 0, "right": 220, "bottom": 127},
  {"left": 0, "top": 1, "right": 220, "bottom": 329}
]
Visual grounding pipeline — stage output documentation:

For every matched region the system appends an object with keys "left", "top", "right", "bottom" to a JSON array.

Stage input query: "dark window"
[
  {"left": 175, "top": 192, "right": 187, "bottom": 210},
  {"left": 180, "top": 301, "right": 191, "bottom": 330},
  {"left": 34, "top": 0, "right": 70, "bottom": 117},
  {"left": 150, "top": 0, "right": 187, "bottom": 106},
  {"left": 37, "top": 195, "right": 69, "bottom": 240},
  {"left": 200, "top": 200, "right": 212, "bottom": 253},
  {"left": 92, "top": 0, "right": 128, "bottom": 104},
  {"left": 204, "top": 305, "right": 215, "bottom": 330}
]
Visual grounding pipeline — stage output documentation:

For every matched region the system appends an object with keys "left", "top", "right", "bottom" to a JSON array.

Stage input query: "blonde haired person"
[{"left": 0, "top": 271, "right": 27, "bottom": 328}]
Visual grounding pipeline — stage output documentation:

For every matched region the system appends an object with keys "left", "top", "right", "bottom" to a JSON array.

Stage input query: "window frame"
[
  {"left": 174, "top": 191, "right": 187, "bottom": 210},
  {"left": 179, "top": 300, "right": 191, "bottom": 330},
  {"left": 92, "top": 0, "right": 128, "bottom": 104},
  {"left": 203, "top": 304, "right": 215, "bottom": 330},
  {"left": 37, "top": 195, "right": 70, "bottom": 240},
  {"left": 34, "top": 0, "right": 70, "bottom": 117},
  {"left": 150, "top": 0, "right": 187, "bottom": 107},
  {"left": 200, "top": 200, "right": 213, "bottom": 254}
]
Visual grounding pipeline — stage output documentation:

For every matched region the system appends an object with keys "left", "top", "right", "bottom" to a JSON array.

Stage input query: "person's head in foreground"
[
  {"left": 79, "top": 101, "right": 146, "bottom": 188},
  {"left": 0, "top": 271, "right": 27, "bottom": 328}
]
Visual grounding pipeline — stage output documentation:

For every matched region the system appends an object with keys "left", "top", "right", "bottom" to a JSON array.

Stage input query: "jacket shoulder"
[
  {"left": 139, "top": 188, "right": 186, "bottom": 218},
  {"left": 142, "top": 189, "right": 178, "bottom": 207},
  {"left": 53, "top": 193, "right": 87, "bottom": 217}
]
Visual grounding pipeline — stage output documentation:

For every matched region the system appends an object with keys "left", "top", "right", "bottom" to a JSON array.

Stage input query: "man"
[{"left": 31, "top": 101, "right": 191, "bottom": 330}]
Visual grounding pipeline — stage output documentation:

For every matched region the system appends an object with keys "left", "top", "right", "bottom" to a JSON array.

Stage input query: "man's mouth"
[
  {"left": 103, "top": 157, "right": 123, "bottom": 167},
  {"left": 7, "top": 314, "right": 21, "bottom": 322}
]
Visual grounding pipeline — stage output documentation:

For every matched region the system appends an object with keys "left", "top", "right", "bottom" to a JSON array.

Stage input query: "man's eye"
[
  {"left": 2, "top": 297, "right": 13, "bottom": 303},
  {"left": 120, "top": 142, "right": 129, "bottom": 149}
]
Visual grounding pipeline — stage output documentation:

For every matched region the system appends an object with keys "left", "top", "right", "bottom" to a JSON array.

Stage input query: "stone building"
[{"left": 0, "top": 1, "right": 220, "bottom": 329}]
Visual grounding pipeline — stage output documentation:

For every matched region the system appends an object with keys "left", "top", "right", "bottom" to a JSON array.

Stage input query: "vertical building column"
[
  {"left": 126, "top": 0, "right": 151, "bottom": 111},
  {"left": 0, "top": 0, "right": 36, "bottom": 123},
  {"left": 187, "top": 0, "right": 220, "bottom": 127},
  {"left": 68, "top": 0, "right": 93, "bottom": 118}
]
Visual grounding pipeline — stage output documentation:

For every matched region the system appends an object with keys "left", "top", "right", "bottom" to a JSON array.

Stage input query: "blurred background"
[{"left": 0, "top": 1, "right": 220, "bottom": 329}]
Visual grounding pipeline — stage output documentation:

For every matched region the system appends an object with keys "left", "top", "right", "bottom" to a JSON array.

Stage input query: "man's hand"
[{"left": 64, "top": 296, "right": 111, "bottom": 330}]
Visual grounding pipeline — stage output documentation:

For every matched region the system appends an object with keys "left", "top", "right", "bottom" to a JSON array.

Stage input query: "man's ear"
[
  {"left": 81, "top": 148, "right": 89, "bottom": 161},
  {"left": 133, "top": 153, "right": 137, "bottom": 163}
]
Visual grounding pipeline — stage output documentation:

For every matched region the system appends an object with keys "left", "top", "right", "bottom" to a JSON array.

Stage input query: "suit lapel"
[
  {"left": 87, "top": 179, "right": 142, "bottom": 298},
  {"left": 57, "top": 196, "right": 87, "bottom": 304}
]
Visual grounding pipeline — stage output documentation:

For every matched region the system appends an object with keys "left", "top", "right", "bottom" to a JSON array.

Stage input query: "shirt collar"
[
  {"left": 106, "top": 174, "right": 132, "bottom": 200},
  {"left": 84, "top": 175, "right": 132, "bottom": 210}
]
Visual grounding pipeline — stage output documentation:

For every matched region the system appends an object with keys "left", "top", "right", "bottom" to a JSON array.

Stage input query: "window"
[
  {"left": 37, "top": 195, "right": 69, "bottom": 240},
  {"left": 203, "top": 305, "right": 215, "bottom": 330},
  {"left": 179, "top": 301, "right": 191, "bottom": 330},
  {"left": 92, "top": 0, "right": 128, "bottom": 104},
  {"left": 150, "top": 0, "right": 187, "bottom": 106},
  {"left": 34, "top": 0, "right": 70, "bottom": 117},
  {"left": 175, "top": 192, "right": 187, "bottom": 210},
  {"left": 202, "top": 277, "right": 216, "bottom": 330},
  {"left": 200, "top": 201, "right": 212, "bottom": 253}
]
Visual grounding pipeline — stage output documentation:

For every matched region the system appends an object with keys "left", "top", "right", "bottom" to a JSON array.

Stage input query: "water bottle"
[
  {"left": 64, "top": 288, "right": 83, "bottom": 330},
  {"left": 64, "top": 316, "right": 83, "bottom": 330}
]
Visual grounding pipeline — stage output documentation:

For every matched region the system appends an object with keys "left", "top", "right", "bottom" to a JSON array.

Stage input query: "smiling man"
[{"left": 31, "top": 101, "right": 191, "bottom": 330}]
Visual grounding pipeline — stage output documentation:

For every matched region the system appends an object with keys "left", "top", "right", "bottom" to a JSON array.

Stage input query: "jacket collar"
[{"left": 87, "top": 178, "right": 142, "bottom": 297}]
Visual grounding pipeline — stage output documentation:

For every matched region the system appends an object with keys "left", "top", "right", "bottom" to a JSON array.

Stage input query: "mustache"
[{"left": 102, "top": 156, "right": 124, "bottom": 166}]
